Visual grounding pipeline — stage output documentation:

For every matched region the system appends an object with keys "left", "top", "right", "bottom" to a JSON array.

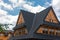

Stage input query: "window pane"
[
  {"left": 43, "top": 30, "right": 48, "bottom": 34},
  {"left": 49, "top": 31, "right": 54, "bottom": 35},
  {"left": 56, "top": 30, "right": 60, "bottom": 36}
]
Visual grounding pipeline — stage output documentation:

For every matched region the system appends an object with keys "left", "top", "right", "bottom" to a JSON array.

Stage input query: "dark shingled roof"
[
  {"left": 13, "top": 10, "right": 35, "bottom": 32},
  {"left": 13, "top": 23, "right": 26, "bottom": 30}
]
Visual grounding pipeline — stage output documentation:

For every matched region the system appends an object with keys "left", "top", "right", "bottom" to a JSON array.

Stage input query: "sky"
[{"left": 0, "top": 0, "right": 60, "bottom": 30}]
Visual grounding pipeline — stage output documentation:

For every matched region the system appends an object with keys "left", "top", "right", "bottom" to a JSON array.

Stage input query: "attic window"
[{"left": 49, "top": 19, "right": 53, "bottom": 22}]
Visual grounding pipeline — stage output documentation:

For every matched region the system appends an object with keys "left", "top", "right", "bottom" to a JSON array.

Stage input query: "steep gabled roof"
[
  {"left": 29, "top": 6, "right": 59, "bottom": 34},
  {"left": 10, "top": 6, "right": 60, "bottom": 40},
  {"left": 13, "top": 10, "right": 35, "bottom": 32}
]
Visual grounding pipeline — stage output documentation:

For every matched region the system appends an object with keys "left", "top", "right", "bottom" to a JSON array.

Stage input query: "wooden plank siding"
[
  {"left": 14, "top": 28, "right": 28, "bottom": 36},
  {"left": 45, "top": 10, "right": 58, "bottom": 23},
  {"left": 37, "top": 25, "right": 60, "bottom": 36},
  {"left": 0, "top": 33, "right": 12, "bottom": 40},
  {"left": 17, "top": 12, "right": 24, "bottom": 24}
]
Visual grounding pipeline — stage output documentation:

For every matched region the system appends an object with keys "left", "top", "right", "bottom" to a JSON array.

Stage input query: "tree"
[
  {"left": 0, "top": 24, "right": 9, "bottom": 32},
  {"left": 0, "top": 24, "right": 13, "bottom": 31},
  {"left": 0, "top": 24, "right": 3, "bottom": 32}
]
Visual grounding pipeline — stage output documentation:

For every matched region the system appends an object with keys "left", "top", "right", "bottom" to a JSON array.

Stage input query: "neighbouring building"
[
  {"left": 0, "top": 30, "right": 13, "bottom": 40},
  {"left": 8, "top": 6, "right": 60, "bottom": 40}
]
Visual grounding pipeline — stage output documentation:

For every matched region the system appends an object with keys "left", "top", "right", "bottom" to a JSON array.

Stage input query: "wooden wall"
[
  {"left": 0, "top": 33, "right": 12, "bottom": 40},
  {"left": 17, "top": 12, "right": 24, "bottom": 24},
  {"left": 37, "top": 25, "right": 60, "bottom": 36},
  {"left": 14, "top": 27, "right": 28, "bottom": 36},
  {"left": 45, "top": 10, "right": 58, "bottom": 23}
]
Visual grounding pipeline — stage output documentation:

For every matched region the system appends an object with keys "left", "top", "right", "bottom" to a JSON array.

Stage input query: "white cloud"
[
  {"left": 0, "top": 9, "right": 18, "bottom": 30},
  {"left": 9, "top": 0, "right": 34, "bottom": 9},
  {"left": 23, "top": 4, "right": 45, "bottom": 13},
  {"left": 0, "top": 0, "right": 45, "bottom": 30},
  {"left": 51, "top": 0, "right": 60, "bottom": 21},
  {"left": 9, "top": 0, "right": 45, "bottom": 13},
  {"left": 9, "top": 0, "right": 17, "bottom": 3},
  {"left": 0, "top": 0, "right": 34, "bottom": 10},
  {"left": 0, "top": 0, "right": 13, "bottom": 10},
  {"left": 9, "top": 0, "right": 26, "bottom": 8},
  {"left": 44, "top": 2, "right": 51, "bottom": 7}
]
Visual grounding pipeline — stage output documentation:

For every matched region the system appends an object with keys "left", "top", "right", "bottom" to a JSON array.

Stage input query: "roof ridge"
[{"left": 20, "top": 10, "right": 35, "bottom": 14}]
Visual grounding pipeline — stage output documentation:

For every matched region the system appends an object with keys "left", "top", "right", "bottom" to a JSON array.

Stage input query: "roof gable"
[
  {"left": 21, "top": 10, "right": 35, "bottom": 32},
  {"left": 29, "top": 6, "right": 52, "bottom": 34},
  {"left": 45, "top": 8, "right": 59, "bottom": 23},
  {"left": 14, "top": 10, "right": 35, "bottom": 32},
  {"left": 29, "top": 6, "right": 59, "bottom": 34},
  {"left": 17, "top": 12, "right": 25, "bottom": 24}
]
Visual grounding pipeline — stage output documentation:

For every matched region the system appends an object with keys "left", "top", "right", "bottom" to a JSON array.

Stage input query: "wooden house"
[
  {"left": 9, "top": 6, "right": 60, "bottom": 40},
  {"left": 0, "top": 30, "right": 13, "bottom": 40}
]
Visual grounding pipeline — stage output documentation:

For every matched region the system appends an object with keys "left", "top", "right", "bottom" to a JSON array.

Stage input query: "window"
[
  {"left": 19, "top": 28, "right": 26, "bottom": 35},
  {"left": 37, "top": 25, "right": 60, "bottom": 37},
  {"left": 49, "top": 19, "right": 53, "bottom": 22},
  {"left": 56, "top": 32, "right": 60, "bottom": 36},
  {"left": 15, "top": 31, "right": 19, "bottom": 36},
  {"left": 43, "top": 30, "right": 48, "bottom": 34},
  {"left": 50, "top": 19, "right": 53, "bottom": 22},
  {"left": 37, "top": 26, "right": 56, "bottom": 36},
  {"left": 19, "top": 31, "right": 21, "bottom": 35},
  {"left": 49, "top": 29, "right": 54, "bottom": 35},
  {"left": 15, "top": 28, "right": 28, "bottom": 36},
  {"left": 8, "top": 34, "right": 11, "bottom": 37},
  {"left": 0, "top": 34, "right": 4, "bottom": 36},
  {"left": 19, "top": 29, "right": 25, "bottom": 35},
  {"left": 56, "top": 30, "right": 60, "bottom": 36},
  {"left": 49, "top": 31, "right": 54, "bottom": 35},
  {"left": 22, "top": 29, "right": 26, "bottom": 34},
  {"left": 42, "top": 28, "right": 48, "bottom": 34}
]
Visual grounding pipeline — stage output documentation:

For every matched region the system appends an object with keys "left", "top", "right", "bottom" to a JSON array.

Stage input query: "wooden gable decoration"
[
  {"left": 17, "top": 12, "right": 24, "bottom": 24},
  {"left": 45, "top": 9, "right": 59, "bottom": 23}
]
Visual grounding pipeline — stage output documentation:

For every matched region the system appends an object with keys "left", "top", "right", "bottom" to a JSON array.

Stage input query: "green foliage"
[
  {"left": 0, "top": 24, "right": 3, "bottom": 32},
  {"left": 0, "top": 24, "right": 10, "bottom": 32},
  {"left": 0, "top": 24, "right": 13, "bottom": 32}
]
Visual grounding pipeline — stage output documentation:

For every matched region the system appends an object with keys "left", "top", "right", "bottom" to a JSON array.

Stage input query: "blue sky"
[
  {"left": 26, "top": 0, "right": 51, "bottom": 6},
  {"left": 0, "top": 0, "right": 60, "bottom": 30},
  {"left": 1, "top": 0, "right": 51, "bottom": 15}
]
